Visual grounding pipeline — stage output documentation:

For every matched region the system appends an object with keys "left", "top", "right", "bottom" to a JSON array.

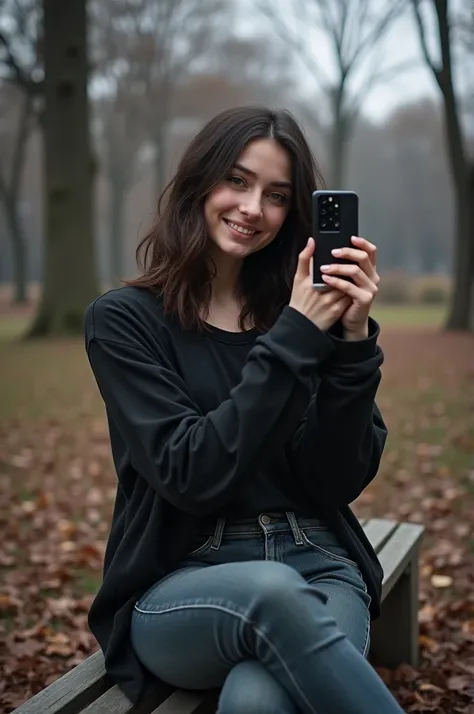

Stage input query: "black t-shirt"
[{"left": 84, "top": 286, "right": 387, "bottom": 702}]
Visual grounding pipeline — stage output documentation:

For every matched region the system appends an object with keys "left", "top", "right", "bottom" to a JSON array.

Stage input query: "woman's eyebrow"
[{"left": 233, "top": 162, "right": 292, "bottom": 190}]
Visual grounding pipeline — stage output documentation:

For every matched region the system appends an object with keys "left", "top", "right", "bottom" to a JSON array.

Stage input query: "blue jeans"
[{"left": 131, "top": 512, "right": 403, "bottom": 714}]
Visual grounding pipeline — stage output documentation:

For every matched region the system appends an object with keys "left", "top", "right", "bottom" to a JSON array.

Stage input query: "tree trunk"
[
  {"left": 445, "top": 188, "right": 473, "bottom": 330},
  {"left": 467, "top": 164, "right": 474, "bottom": 331},
  {"left": 108, "top": 176, "right": 126, "bottom": 287},
  {"left": 329, "top": 86, "right": 350, "bottom": 188},
  {"left": 5, "top": 196, "right": 28, "bottom": 304},
  {"left": 152, "top": 117, "right": 167, "bottom": 199},
  {"left": 0, "top": 91, "right": 35, "bottom": 305},
  {"left": 28, "top": 0, "right": 98, "bottom": 337}
]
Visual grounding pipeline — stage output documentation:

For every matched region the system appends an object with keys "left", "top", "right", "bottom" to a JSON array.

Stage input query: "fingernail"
[
  {"left": 332, "top": 249, "right": 342, "bottom": 256},
  {"left": 320, "top": 265, "right": 330, "bottom": 270}
]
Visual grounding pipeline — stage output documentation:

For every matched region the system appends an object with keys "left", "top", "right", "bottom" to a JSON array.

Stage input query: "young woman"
[{"left": 85, "top": 106, "right": 404, "bottom": 714}]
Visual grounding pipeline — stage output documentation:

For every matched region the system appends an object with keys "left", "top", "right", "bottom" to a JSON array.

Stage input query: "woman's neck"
[{"left": 210, "top": 251, "right": 243, "bottom": 302}]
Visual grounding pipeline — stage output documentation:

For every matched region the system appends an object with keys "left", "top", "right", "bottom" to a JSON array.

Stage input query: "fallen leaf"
[{"left": 431, "top": 574, "right": 453, "bottom": 588}]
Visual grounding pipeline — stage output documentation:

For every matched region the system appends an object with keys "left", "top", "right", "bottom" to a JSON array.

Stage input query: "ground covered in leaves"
[{"left": 0, "top": 311, "right": 473, "bottom": 713}]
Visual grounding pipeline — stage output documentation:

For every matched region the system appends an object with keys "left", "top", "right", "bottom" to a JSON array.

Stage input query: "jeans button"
[{"left": 260, "top": 514, "right": 271, "bottom": 525}]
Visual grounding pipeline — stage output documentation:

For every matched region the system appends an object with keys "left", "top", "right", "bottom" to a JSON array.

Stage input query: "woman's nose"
[{"left": 240, "top": 193, "right": 263, "bottom": 219}]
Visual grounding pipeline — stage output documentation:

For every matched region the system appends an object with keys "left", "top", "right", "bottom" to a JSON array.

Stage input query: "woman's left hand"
[{"left": 320, "top": 236, "right": 379, "bottom": 340}]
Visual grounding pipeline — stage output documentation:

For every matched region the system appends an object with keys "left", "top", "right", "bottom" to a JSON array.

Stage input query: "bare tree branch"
[
  {"left": 254, "top": 0, "right": 332, "bottom": 93},
  {"left": 411, "top": 0, "right": 439, "bottom": 75},
  {"left": 256, "top": 0, "right": 415, "bottom": 184}
]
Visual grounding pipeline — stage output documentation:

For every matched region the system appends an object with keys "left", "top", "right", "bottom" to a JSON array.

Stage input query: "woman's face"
[{"left": 204, "top": 138, "right": 292, "bottom": 262}]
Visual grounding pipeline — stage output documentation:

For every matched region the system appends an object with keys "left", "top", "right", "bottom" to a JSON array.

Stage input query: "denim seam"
[
  {"left": 187, "top": 535, "right": 214, "bottom": 557},
  {"left": 133, "top": 602, "right": 317, "bottom": 714},
  {"left": 301, "top": 531, "right": 358, "bottom": 568},
  {"left": 362, "top": 609, "right": 371, "bottom": 658}
]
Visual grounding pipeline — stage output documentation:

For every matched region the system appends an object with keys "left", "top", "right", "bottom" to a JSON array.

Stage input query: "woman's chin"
[{"left": 214, "top": 237, "right": 255, "bottom": 259}]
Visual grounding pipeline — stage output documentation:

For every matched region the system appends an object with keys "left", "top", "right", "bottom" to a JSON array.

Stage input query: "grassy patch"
[
  {"left": 372, "top": 303, "right": 446, "bottom": 328},
  {"left": 0, "top": 315, "right": 31, "bottom": 341}
]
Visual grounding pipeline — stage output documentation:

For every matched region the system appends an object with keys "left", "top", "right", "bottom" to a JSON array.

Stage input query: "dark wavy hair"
[{"left": 125, "top": 106, "right": 324, "bottom": 330}]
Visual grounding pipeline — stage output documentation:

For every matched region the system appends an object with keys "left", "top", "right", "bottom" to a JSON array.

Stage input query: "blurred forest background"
[
  {"left": 0, "top": 0, "right": 473, "bottom": 330},
  {"left": 0, "top": 1, "right": 473, "bottom": 713}
]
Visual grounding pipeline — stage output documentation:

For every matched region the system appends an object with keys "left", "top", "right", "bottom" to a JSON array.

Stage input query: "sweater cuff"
[
  {"left": 258, "top": 306, "right": 335, "bottom": 377},
  {"left": 328, "top": 317, "right": 380, "bottom": 363}
]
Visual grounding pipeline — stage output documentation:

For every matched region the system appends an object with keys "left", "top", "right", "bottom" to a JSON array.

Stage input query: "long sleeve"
[
  {"left": 288, "top": 318, "right": 387, "bottom": 508},
  {"left": 85, "top": 296, "right": 336, "bottom": 516}
]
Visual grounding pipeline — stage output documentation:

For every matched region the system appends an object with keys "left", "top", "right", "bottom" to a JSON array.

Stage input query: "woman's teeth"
[{"left": 226, "top": 220, "right": 256, "bottom": 236}]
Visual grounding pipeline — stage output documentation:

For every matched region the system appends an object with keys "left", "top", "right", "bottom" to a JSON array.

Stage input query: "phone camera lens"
[
  {"left": 334, "top": 222, "right": 340, "bottom": 228},
  {"left": 321, "top": 220, "right": 327, "bottom": 228}
]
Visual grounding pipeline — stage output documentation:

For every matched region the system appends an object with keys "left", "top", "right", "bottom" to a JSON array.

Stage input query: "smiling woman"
[
  {"left": 124, "top": 106, "right": 322, "bottom": 331},
  {"left": 84, "top": 107, "right": 403, "bottom": 713}
]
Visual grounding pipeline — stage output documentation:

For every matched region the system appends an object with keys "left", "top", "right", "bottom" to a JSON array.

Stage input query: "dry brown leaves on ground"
[{"left": 0, "top": 326, "right": 473, "bottom": 713}]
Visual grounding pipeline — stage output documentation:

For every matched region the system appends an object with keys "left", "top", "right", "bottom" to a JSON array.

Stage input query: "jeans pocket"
[
  {"left": 301, "top": 529, "right": 359, "bottom": 568},
  {"left": 187, "top": 534, "right": 214, "bottom": 557}
]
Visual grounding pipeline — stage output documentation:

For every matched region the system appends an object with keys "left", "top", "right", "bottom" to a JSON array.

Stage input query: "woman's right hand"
[{"left": 289, "top": 238, "right": 351, "bottom": 332}]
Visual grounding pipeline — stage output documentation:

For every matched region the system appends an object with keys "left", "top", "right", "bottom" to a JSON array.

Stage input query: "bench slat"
[
  {"left": 151, "top": 690, "right": 210, "bottom": 713},
  {"left": 363, "top": 518, "right": 398, "bottom": 553},
  {"left": 80, "top": 680, "right": 173, "bottom": 714},
  {"left": 12, "top": 651, "right": 110, "bottom": 714},
  {"left": 378, "top": 522, "right": 424, "bottom": 599}
]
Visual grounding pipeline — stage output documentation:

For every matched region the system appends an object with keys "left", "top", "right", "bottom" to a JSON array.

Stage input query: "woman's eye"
[
  {"left": 269, "top": 192, "right": 288, "bottom": 205},
  {"left": 228, "top": 175, "right": 245, "bottom": 187}
]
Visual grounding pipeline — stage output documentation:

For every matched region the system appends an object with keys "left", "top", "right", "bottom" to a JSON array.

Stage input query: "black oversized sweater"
[{"left": 84, "top": 285, "right": 387, "bottom": 703}]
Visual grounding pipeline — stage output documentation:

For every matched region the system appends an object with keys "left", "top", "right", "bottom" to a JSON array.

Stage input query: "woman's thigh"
[
  {"left": 311, "top": 575, "right": 371, "bottom": 657},
  {"left": 131, "top": 560, "right": 307, "bottom": 690},
  {"left": 285, "top": 526, "right": 372, "bottom": 656}
]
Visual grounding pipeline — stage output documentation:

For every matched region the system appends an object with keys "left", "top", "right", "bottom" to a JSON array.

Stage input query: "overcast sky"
[{"left": 232, "top": 0, "right": 455, "bottom": 123}]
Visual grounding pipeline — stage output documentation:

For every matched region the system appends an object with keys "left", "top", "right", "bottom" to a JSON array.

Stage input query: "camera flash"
[
  {"left": 335, "top": 203, "right": 339, "bottom": 208},
  {"left": 328, "top": 197, "right": 333, "bottom": 202}
]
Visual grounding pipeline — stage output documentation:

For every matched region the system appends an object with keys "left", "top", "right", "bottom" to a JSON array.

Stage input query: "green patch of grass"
[
  {"left": 0, "top": 315, "right": 31, "bottom": 341},
  {"left": 71, "top": 569, "right": 102, "bottom": 595},
  {"left": 0, "top": 614, "right": 19, "bottom": 633},
  {"left": 372, "top": 304, "right": 446, "bottom": 328},
  {"left": 17, "top": 487, "right": 36, "bottom": 502},
  {"left": 0, "top": 335, "right": 102, "bottom": 421}
]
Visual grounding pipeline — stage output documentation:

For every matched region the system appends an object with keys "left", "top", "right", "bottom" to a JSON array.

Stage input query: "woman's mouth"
[{"left": 223, "top": 219, "right": 259, "bottom": 238}]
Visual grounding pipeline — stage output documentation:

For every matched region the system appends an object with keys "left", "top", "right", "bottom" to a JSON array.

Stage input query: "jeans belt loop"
[
  {"left": 211, "top": 517, "right": 226, "bottom": 550},
  {"left": 286, "top": 511, "right": 304, "bottom": 545}
]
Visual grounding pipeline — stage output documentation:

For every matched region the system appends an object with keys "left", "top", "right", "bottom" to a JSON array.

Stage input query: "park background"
[{"left": 0, "top": 1, "right": 473, "bottom": 712}]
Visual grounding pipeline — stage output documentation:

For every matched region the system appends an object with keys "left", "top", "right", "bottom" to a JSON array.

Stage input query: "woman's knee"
[{"left": 218, "top": 661, "right": 297, "bottom": 714}]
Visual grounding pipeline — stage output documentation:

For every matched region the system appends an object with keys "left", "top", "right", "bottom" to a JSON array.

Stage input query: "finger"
[
  {"left": 321, "top": 263, "right": 375, "bottom": 291},
  {"left": 330, "top": 246, "right": 374, "bottom": 271},
  {"left": 351, "top": 236, "right": 377, "bottom": 267},
  {"left": 321, "top": 274, "right": 375, "bottom": 304},
  {"left": 321, "top": 288, "right": 348, "bottom": 305},
  {"left": 331, "top": 247, "right": 377, "bottom": 282},
  {"left": 296, "top": 237, "right": 315, "bottom": 278}
]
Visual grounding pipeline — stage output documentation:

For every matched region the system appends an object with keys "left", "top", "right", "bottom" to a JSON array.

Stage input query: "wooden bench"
[{"left": 13, "top": 518, "right": 423, "bottom": 714}]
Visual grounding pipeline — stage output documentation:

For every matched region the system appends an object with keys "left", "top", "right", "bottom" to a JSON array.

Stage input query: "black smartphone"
[{"left": 312, "top": 190, "right": 359, "bottom": 289}]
